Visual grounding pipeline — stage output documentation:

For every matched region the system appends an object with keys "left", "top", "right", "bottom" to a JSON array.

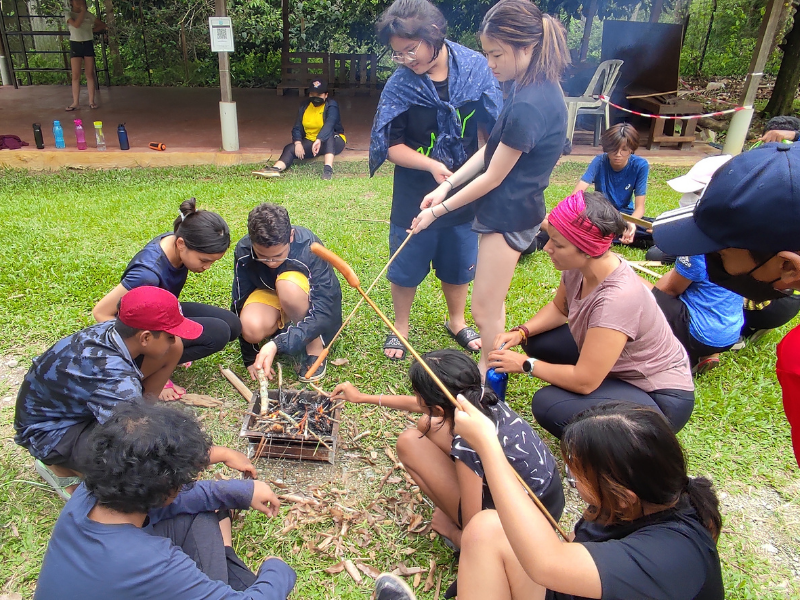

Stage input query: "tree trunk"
[
  {"left": 102, "top": 0, "right": 123, "bottom": 77},
  {"left": 579, "top": 0, "right": 598, "bottom": 62},
  {"left": 764, "top": 14, "right": 800, "bottom": 116},
  {"left": 282, "top": 0, "right": 290, "bottom": 56},
  {"left": 650, "top": 0, "right": 664, "bottom": 22}
]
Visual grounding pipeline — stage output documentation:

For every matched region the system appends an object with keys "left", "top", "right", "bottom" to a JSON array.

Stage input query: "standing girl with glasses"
[
  {"left": 93, "top": 199, "right": 240, "bottom": 400},
  {"left": 370, "top": 0, "right": 502, "bottom": 361},
  {"left": 410, "top": 0, "right": 570, "bottom": 377}
]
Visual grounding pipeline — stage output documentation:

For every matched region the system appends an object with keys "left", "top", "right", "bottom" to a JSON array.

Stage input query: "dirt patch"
[{"left": 0, "top": 355, "right": 27, "bottom": 408}]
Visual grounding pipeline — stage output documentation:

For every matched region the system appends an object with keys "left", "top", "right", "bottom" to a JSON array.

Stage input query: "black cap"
[
  {"left": 309, "top": 78, "right": 328, "bottom": 94},
  {"left": 652, "top": 142, "right": 800, "bottom": 255}
]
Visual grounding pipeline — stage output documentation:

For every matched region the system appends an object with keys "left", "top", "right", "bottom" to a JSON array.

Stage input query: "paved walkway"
[{"left": 0, "top": 85, "right": 720, "bottom": 170}]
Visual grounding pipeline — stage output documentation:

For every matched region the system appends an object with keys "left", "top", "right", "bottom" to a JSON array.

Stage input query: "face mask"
[
  {"left": 310, "top": 97, "right": 325, "bottom": 107},
  {"left": 704, "top": 251, "right": 790, "bottom": 302}
]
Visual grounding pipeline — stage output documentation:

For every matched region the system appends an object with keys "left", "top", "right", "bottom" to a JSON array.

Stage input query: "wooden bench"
[{"left": 276, "top": 52, "right": 380, "bottom": 96}]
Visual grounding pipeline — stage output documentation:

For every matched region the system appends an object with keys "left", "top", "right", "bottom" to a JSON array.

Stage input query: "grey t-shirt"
[
  {"left": 65, "top": 10, "right": 95, "bottom": 42},
  {"left": 562, "top": 260, "right": 693, "bottom": 392}
]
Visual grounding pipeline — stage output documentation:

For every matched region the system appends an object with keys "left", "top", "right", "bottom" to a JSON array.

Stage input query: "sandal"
[
  {"left": 65, "top": 105, "right": 78, "bottom": 111},
  {"left": 692, "top": 356, "right": 720, "bottom": 375},
  {"left": 444, "top": 321, "right": 481, "bottom": 354},
  {"left": 90, "top": 103, "right": 99, "bottom": 109},
  {"left": 35, "top": 460, "right": 81, "bottom": 501},
  {"left": 161, "top": 379, "right": 186, "bottom": 400},
  {"left": 383, "top": 333, "right": 407, "bottom": 361}
]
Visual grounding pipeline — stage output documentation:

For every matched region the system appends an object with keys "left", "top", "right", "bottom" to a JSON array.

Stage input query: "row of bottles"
[{"left": 34, "top": 121, "right": 129, "bottom": 150}]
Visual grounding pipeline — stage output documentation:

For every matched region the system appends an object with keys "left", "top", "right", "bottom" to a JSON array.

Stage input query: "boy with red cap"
[{"left": 15, "top": 286, "right": 256, "bottom": 499}]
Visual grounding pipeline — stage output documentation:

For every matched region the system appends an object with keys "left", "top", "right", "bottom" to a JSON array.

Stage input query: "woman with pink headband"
[{"left": 487, "top": 191, "right": 694, "bottom": 439}]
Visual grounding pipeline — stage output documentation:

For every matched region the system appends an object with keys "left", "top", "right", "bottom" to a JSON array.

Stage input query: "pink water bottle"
[{"left": 74, "top": 119, "right": 87, "bottom": 150}]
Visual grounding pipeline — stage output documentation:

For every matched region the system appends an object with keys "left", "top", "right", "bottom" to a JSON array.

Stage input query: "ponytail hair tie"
[{"left": 179, "top": 211, "right": 187, "bottom": 222}]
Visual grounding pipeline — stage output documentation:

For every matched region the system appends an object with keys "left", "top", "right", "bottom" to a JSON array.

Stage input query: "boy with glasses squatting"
[{"left": 232, "top": 203, "right": 342, "bottom": 383}]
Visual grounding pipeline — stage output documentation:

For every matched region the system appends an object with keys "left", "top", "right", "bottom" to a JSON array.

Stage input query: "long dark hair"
[
  {"left": 561, "top": 402, "right": 722, "bottom": 541},
  {"left": 173, "top": 198, "right": 230, "bottom": 254},
  {"left": 479, "top": 0, "right": 569, "bottom": 86},
  {"left": 408, "top": 349, "right": 497, "bottom": 434},
  {"left": 376, "top": 0, "right": 447, "bottom": 61}
]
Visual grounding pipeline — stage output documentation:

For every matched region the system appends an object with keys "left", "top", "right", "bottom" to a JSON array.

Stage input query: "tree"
[{"left": 764, "top": 4, "right": 800, "bottom": 116}]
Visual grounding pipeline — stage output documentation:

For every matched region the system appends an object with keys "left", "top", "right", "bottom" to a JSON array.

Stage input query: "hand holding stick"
[{"left": 309, "top": 243, "right": 568, "bottom": 540}]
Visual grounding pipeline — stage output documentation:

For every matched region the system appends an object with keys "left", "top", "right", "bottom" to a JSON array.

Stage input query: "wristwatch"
[{"left": 522, "top": 357, "right": 537, "bottom": 377}]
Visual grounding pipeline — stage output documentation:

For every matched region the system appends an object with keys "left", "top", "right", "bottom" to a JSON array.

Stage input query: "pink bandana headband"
[{"left": 547, "top": 191, "right": 614, "bottom": 258}]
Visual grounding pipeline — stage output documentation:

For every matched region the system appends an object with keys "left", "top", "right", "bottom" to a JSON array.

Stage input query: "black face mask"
[
  {"left": 704, "top": 251, "right": 790, "bottom": 302},
  {"left": 309, "top": 97, "right": 325, "bottom": 107}
]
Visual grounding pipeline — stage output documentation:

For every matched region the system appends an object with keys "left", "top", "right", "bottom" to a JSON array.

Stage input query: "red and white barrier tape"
[{"left": 597, "top": 95, "right": 752, "bottom": 120}]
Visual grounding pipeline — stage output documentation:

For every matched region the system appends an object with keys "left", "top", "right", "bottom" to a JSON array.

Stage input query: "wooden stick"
[
  {"left": 280, "top": 411, "right": 333, "bottom": 451},
  {"left": 306, "top": 381, "right": 331, "bottom": 397},
  {"left": 626, "top": 89, "right": 679, "bottom": 100},
  {"left": 304, "top": 230, "right": 415, "bottom": 379},
  {"left": 219, "top": 365, "right": 253, "bottom": 402},
  {"left": 627, "top": 260, "right": 663, "bottom": 279},
  {"left": 621, "top": 213, "right": 652, "bottom": 229},
  {"left": 310, "top": 243, "right": 569, "bottom": 540},
  {"left": 257, "top": 369, "right": 269, "bottom": 416}
]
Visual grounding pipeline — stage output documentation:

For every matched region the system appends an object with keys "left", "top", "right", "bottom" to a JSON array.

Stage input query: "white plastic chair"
[{"left": 564, "top": 59, "right": 624, "bottom": 146}]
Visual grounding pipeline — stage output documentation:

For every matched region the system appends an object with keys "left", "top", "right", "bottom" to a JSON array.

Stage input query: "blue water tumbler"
[{"left": 485, "top": 368, "right": 508, "bottom": 402}]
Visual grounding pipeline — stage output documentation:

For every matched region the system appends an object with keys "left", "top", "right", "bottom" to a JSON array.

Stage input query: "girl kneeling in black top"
[{"left": 454, "top": 401, "right": 724, "bottom": 600}]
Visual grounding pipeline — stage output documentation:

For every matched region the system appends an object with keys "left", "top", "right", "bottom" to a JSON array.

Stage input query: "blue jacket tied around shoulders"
[{"left": 369, "top": 40, "right": 503, "bottom": 176}]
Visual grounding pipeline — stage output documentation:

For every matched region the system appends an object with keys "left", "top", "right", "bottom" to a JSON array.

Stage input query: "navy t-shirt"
[
  {"left": 549, "top": 497, "right": 723, "bottom": 600},
  {"left": 581, "top": 154, "right": 649, "bottom": 214},
  {"left": 477, "top": 80, "right": 567, "bottom": 232},
  {"left": 675, "top": 255, "right": 743, "bottom": 347},
  {"left": 35, "top": 480, "right": 297, "bottom": 600},
  {"left": 121, "top": 233, "right": 187, "bottom": 298},
  {"left": 389, "top": 78, "right": 493, "bottom": 230}
]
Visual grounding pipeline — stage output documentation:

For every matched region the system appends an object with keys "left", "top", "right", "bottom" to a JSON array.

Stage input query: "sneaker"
[
  {"left": 252, "top": 166, "right": 282, "bottom": 178},
  {"left": 321, "top": 165, "right": 333, "bottom": 180},
  {"left": 748, "top": 329, "right": 771, "bottom": 345},
  {"left": 374, "top": 573, "right": 416, "bottom": 600},
  {"left": 35, "top": 460, "right": 81, "bottom": 501},
  {"left": 730, "top": 336, "right": 746, "bottom": 351},
  {"left": 692, "top": 355, "right": 720, "bottom": 376},
  {"left": 298, "top": 354, "right": 327, "bottom": 383}
]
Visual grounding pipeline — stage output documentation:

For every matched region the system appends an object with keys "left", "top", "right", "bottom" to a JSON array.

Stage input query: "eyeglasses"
[
  {"left": 391, "top": 39, "right": 424, "bottom": 64},
  {"left": 251, "top": 246, "right": 289, "bottom": 264},
  {"left": 565, "top": 465, "right": 576, "bottom": 489}
]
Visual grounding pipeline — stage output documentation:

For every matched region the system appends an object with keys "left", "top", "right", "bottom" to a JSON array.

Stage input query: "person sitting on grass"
[
  {"left": 234, "top": 203, "right": 342, "bottom": 383},
  {"left": 331, "top": 349, "right": 564, "bottom": 553},
  {"left": 93, "top": 198, "right": 240, "bottom": 401},
  {"left": 642, "top": 255, "right": 743, "bottom": 375},
  {"left": 14, "top": 286, "right": 256, "bottom": 501},
  {"left": 487, "top": 191, "right": 694, "bottom": 439},
  {"left": 253, "top": 77, "right": 346, "bottom": 181},
  {"left": 451, "top": 401, "right": 724, "bottom": 600},
  {"left": 35, "top": 401, "right": 295, "bottom": 600},
  {"left": 568, "top": 123, "right": 651, "bottom": 248}
]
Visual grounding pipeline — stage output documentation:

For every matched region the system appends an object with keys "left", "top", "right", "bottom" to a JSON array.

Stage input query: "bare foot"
[
  {"left": 159, "top": 382, "right": 186, "bottom": 401},
  {"left": 431, "top": 507, "right": 462, "bottom": 548}
]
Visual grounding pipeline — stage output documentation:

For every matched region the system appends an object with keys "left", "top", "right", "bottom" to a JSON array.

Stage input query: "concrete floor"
[{"left": 0, "top": 84, "right": 718, "bottom": 170}]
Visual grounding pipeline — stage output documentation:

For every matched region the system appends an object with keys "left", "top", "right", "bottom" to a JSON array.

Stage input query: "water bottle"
[
  {"left": 32, "top": 123, "right": 44, "bottom": 149},
  {"left": 74, "top": 119, "right": 87, "bottom": 150},
  {"left": 53, "top": 120, "right": 65, "bottom": 149},
  {"left": 94, "top": 121, "right": 106, "bottom": 151},
  {"left": 117, "top": 123, "right": 130, "bottom": 150},
  {"left": 485, "top": 368, "right": 508, "bottom": 402}
]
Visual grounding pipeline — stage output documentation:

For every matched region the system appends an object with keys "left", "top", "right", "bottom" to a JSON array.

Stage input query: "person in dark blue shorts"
[
  {"left": 94, "top": 198, "right": 240, "bottom": 400},
  {"left": 371, "top": 0, "right": 502, "bottom": 360}
]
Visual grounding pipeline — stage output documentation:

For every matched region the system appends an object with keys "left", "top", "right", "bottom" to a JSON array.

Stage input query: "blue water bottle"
[
  {"left": 485, "top": 368, "right": 508, "bottom": 402},
  {"left": 53, "top": 120, "right": 65, "bottom": 149},
  {"left": 117, "top": 124, "right": 130, "bottom": 150}
]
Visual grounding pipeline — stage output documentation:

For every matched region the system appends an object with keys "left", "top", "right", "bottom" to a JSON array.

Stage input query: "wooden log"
[{"left": 219, "top": 365, "right": 253, "bottom": 402}]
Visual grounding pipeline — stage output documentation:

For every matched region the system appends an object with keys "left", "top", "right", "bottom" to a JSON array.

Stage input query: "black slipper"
[
  {"left": 383, "top": 333, "right": 407, "bottom": 361},
  {"left": 444, "top": 321, "right": 480, "bottom": 354}
]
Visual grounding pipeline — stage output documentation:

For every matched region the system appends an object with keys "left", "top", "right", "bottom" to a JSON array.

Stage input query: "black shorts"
[
  {"left": 40, "top": 420, "right": 97, "bottom": 473},
  {"left": 69, "top": 40, "right": 95, "bottom": 58},
  {"left": 651, "top": 287, "right": 732, "bottom": 365}
]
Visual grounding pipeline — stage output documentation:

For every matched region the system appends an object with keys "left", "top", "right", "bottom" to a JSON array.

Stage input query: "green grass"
[{"left": 1, "top": 160, "right": 799, "bottom": 598}]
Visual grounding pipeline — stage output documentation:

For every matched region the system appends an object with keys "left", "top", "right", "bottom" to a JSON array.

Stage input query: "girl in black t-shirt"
[
  {"left": 331, "top": 349, "right": 563, "bottom": 550},
  {"left": 410, "top": 0, "right": 570, "bottom": 377},
  {"left": 454, "top": 401, "right": 724, "bottom": 600}
]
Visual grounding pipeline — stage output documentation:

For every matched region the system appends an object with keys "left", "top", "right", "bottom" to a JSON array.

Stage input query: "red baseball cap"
[{"left": 118, "top": 286, "right": 203, "bottom": 340}]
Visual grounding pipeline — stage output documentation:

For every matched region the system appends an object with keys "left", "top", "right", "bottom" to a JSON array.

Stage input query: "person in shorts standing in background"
[{"left": 65, "top": 0, "right": 105, "bottom": 111}]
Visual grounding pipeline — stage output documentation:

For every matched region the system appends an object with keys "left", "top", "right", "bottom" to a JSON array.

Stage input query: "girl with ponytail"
[
  {"left": 454, "top": 401, "right": 724, "bottom": 600},
  {"left": 93, "top": 199, "right": 240, "bottom": 400},
  {"left": 331, "top": 349, "right": 563, "bottom": 550},
  {"left": 410, "top": 0, "right": 571, "bottom": 378}
]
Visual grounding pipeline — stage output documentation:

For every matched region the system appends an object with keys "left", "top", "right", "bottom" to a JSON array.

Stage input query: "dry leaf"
[
  {"left": 413, "top": 572, "right": 422, "bottom": 588},
  {"left": 393, "top": 562, "right": 425, "bottom": 576},
  {"left": 434, "top": 571, "right": 442, "bottom": 600},
  {"left": 384, "top": 446, "right": 398, "bottom": 464},
  {"left": 407, "top": 514, "right": 424, "bottom": 533},
  {"left": 356, "top": 561, "right": 381, "bottom": 579},
  {"left": 343, "top": 559, "right": 363, "bottom": 585},
  {"left": 387, "top": 476, "right": 402, "bottom": 485},
  {"left": 0, "top": 594, "right": 23, "bottom": 600},
  {"left": 331, "top": 358, "right": 349, "bottom": 366},
  {"left": 325, "top": 561, "right": 346, "bottom": 574},
  {"left": 269, "top": 479, "right": 288, "bottom": 489},
  {"left": 179, "top": 393, "right": 223, "bottom": 407},
  {"left": 424, "top": 559, "right": 436, "bottom": 592},
  {"left": 401, "top": 547, "right": 416, "bottom": 555},
  {"left": 214, "top": 472, "right": 231, "bottom": 481},
  {"left": 10, "top": 524, "right": 19, "bottom": 538}
]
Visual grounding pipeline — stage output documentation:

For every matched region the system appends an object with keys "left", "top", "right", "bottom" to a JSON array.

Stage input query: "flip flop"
[
  {"left": 90, "top": 103, "right": 99, "bottom": 109},
  {"left": 443, "top": 321, "right": 480, "bottom": 354},
  {"left": 692, "top": 356, "right": 720, "bottom": 376},
  {"left": 65, "top": 105, "right": 78, "bottom": 111},
  {"left": 35, "top": 460, "right": 80, "bottom": 501},
  {"left": 383, "top": 333, "right": 407, "bottom": 361},
  {"left": 163, "top": 379, "right": 186, "bottom": 399}
]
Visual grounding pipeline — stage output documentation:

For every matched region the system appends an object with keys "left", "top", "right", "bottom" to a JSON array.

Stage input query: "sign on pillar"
[{"left": 210, "top": 16, "right": 239, "bottom": 151}]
